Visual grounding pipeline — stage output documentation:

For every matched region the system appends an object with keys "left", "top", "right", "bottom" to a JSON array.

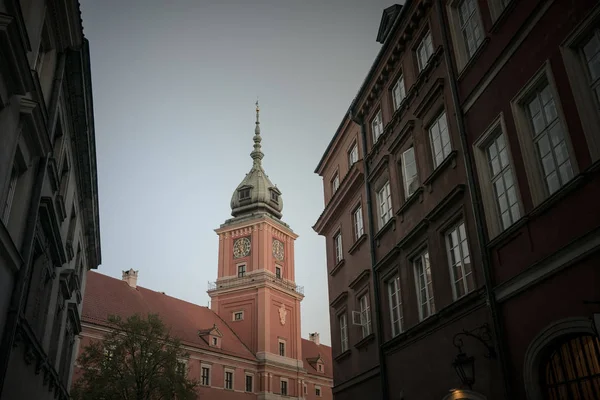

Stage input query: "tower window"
[
  {"left": 239, "top": 188, "right": 251, "bottom": 200},
  {"left": 275, "top": 266, "right": 282, "bottom": 279},
  {"left": 238, "top": 264, "right": 246, "bottom": 277},
  {"left": 270, "top": 191, "right": 279, "bottom": 202},
  {"left": 233, "top": 311, "right": 243, "bottom": 321},
  {"left": 279, "top": 340, "right": 286, "bottom": 356}
]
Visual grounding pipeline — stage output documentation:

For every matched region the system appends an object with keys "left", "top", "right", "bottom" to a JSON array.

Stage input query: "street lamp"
[
  {"left": 452, "top": 352, "right": 475, "bottom": 389},
  {"left": 451, "top": 323, "right": 496, "bottom": 390}
]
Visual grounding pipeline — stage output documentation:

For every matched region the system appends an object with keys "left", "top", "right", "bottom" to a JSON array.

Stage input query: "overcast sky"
[{"left": 80, "top": 0, "right": 394, "bottom": 346}]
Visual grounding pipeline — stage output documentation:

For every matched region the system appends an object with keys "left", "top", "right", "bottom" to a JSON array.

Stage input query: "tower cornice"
[{"left": 215, "top": 214, "right": 298, "bottom": 240}]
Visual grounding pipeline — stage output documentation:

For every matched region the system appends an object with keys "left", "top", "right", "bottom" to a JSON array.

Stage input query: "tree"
[{"left": 72, "top": 313, "right": 198, "bottom": 400}]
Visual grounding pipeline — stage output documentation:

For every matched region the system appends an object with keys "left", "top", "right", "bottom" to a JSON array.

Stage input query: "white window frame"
[
  {"left": 359, "top": 294, "right": 371, "bottom": 338},
  {"left": 331, "top": 172, "right": 340, "bottom": 194},
  {"left": 387, "top": 275, "right": 404, "bottom": 337},
  {"left": 224, "top": 369, "right": 234, "bottom": 390},
  {"left": 339, "top": 313, "right": 348, "bottom": 352},
  {"left": 353, "top": 205, "right": 364, "bottom": 240},
  {"left": 371, "top": 109, "right": 384, "bottom": 143},
  {"left": 376, "top": 181, "right": 393, "bottom": 230},
  {"left": 510, "top": 62, "right": 578, "bottom": 206},
  {"left": 316, "top": 386, "right": 322, "bottom": 397},
  {"left": 245, "top": 373, "right": 254, "bottom": 393},
  {"left": 278, "top": 338, "right": 286, "bottom": 357},
  {"left": 473, "top": 114, "right": 523, "bottom": 238},
  {"left": 280, "top": 378, "right": 288, "bottom": 396},
  {"left": 275, "top": 265, "right": 282, "bottom": 279},
  {"left": 445, "top": 221, "right": 474, "bottom": 300},
  {"left": 446, "top": 0, "right": 484, "bottom": 70},
  {"left": 237, "top": 263, "right": 246, "bottom": 277},
  {"left": 201, "top": 364, "right": 211, "bottom": 386},
  {"left": 334, "top": 232, "right": 343, "bottom": 263},
  {"left": 413, "top": 250, "right": 435, "bottom": 321},
  {"left": 233, "top": 311, "right": 244, "bottom": 321},
  {"left": 401, "top": 146, "right": 419, "bottom": 199},
  {"left": 176, "top": 359, "right": 188, "bottom": 376},
  {"left": 560, "top": 13, "right": 600, "bottom": 162},
  {"left": 392, "top": 74, "right": 406, "bottom": 111},
  {"left": 429, "top": 111, "right": 452, "bottom": 168},
  {"left": 416, "top": 30, "right": 435, "bottom": 72},
  {"left": 348, "top": 142, "right": 359, "bottom": 166},
  {"left": 1, "top": 166, "right": 18, "bottom": 224}
]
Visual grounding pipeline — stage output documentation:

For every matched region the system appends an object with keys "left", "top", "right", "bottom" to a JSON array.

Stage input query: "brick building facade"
[{"left": 314, "top": 1, "right": 600, "bottom": 399}]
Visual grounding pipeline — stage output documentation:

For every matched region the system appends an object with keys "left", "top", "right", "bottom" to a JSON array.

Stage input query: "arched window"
[{"left": 540, "top": 334, "right": 600, "bottom": 399}]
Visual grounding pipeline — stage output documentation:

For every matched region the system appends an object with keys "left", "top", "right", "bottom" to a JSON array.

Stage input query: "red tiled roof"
[
  {"left": 82, "top": 271, "right": 255, "bottom": 360},
  {"left": 301, "top": 339, "right": 333, "bottom": 378}
]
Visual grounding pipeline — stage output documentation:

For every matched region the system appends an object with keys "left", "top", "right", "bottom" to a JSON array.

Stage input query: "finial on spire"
[{"left": 251, "top": 100, "right": 264, "bottom": 167}]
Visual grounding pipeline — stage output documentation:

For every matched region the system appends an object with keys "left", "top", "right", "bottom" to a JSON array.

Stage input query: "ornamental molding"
[{"left": 278, "top": 303, "right": 287, "bottom": 326}]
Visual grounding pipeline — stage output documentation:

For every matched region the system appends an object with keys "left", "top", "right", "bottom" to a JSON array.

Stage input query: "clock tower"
[{"left": 208, "top": 102, "right": 306, "bottom": 397}]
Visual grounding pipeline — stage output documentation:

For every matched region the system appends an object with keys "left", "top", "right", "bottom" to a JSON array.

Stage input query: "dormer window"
[
  {"left": 318, "top": 363, "right": 324, "bottom": 373},
  {"left": 270, "top": 190, "right": 279, "bottom": 203},
  {"left": 212, "top": 337, "right": 218, "bottom": 346},
  {"left": 239, "top": 188, "right": 251, "bottom": 201}
]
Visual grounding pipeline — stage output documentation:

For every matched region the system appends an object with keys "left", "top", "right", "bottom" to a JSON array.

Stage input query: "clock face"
[
  {"left": 272, "top": 239, "right": 284, "bottom": 261},
  {"left": 233, "top": 237, "right": 251, "bottom": 259}
]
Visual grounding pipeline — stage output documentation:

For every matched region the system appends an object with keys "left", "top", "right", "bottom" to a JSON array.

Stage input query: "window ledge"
[
  {"left": 348, "top": 234, "right": 367, "bottom": 255},
  {"left": 354, "top": 333, "right": 375, "bottom": 350},
  {"left": 423, "top": 150, "right": 458, "bottom": 190},
  {"left": 456, "top": 37, "right": 490, "bottom": 82},
  {"left": 374, "top": 217, "right": 395, "bottom": 241},
  {"left": 334, "top": 349, "right": 351, "bottom": 362},
  {"left": 329, "top": 259, "right": 345, "bottom": 276},
  {"left": 396, "top": 187, "right": 424, "bottom": 220}
]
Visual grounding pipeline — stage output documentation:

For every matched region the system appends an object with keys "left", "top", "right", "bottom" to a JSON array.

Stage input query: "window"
[
  {"left": 201, "top": 366, "right": 210, "bottom": 386},
  {"left": 414, "top": 251, "right": 435, "bottom": 321},
  {"left": 176, "top": 360, "right": 187, "bottom": 376},
  {"left": 212, "top": 337, "right": 218, "bottom": 346},
  {"left": 238, "top": 264, "right": 246, "bottom": 277},
  {"left": 401, "top": 147, "right": 419, "bottom": 198},
  {"left": 458, "top": 0, "right": 484, "bottom": 59},
  {"left": 429, "top": 111, "right": 452, "bottom": 168},
  {"left": 331, "top": 173, "right": 340, "bottom": 194},
  {"left": 280, "top": 380, "right": 288, "bottom": 395},
  {"left": 371, "top": 109, "right": 384, "bottom": 143},
  {"left": 318, "top": 363, "right": 323, "bottom": 372},
  {"left": 583, "top": 30, "right": 600, "bottom": 110},
  {"left": 270, "top": 190, "right": 279, "bottom": 202},
  {"left": 512, "top": 64, "right": 577, "bottom": 206},
  {"left": 359, "top": 294, "right": 371, "bottom": 338},
  {"left": 487, "top": 132, "right": 520, "bottom": 230},
  {"left": 526, "top": 82, "right": 574, "bottom": 195},
  {"left": 225, "top": 371, "right": 233, "bottom": 390},
  {"left": 446, "top": 222, "right": 474, "bottom": 299},
  {"left": 239, "top": 188, "right": 250, "bottom": 200},
  {"left": 316, "top": 386, "right": 322, "bottom": 396},
  {"left": 353, "top": 206, "right": 364, "bottom": 240},
  {"left": 348, "top": 142, "right": 359, "bottom": 166},
  {"left": 1, "top": 166, "right": 18, "bottom": 224},
  {"left": 387, "top": 275, "right": 404, "bottom": 337},
  {"left": 334, "top": 232, "right": 343, "bottom": 263},
  {"left": 339, "top": 314, "right": 348, "bottom": 352},
  {"left": 392, "top": 74, "right": 406, "bottom": 110},
  {"left": 279, "top": 340, "right": 286, "bottom": 357},
  {"left": 275, "top": 266, "right": 282, "bottom": 279},
  {"left": 234, "top": 311, "right": 243, "bottom": 321},
  {"left": 376, "top": 181, "right": 393, "bottom": 229},
  {"left": 540, "top": 334, "right": 600, "bottom": 399},
  {"left": 245, "top": 374, "right": 253, "bottom": 392},
  {"left": 417, "top": 30, "right": 435, "bottom": 71},
  {"left": 304, "top": 384, "right": 307, "bottom": 395}
]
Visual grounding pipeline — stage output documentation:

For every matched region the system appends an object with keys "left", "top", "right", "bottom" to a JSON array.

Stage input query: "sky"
[{"left": 79, "top": 0, "right": 394, "bottom": 346}]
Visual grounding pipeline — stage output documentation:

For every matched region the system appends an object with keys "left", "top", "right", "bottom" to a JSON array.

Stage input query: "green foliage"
[{"left": 71, "top": 314, "right": 198, "bottom": 400}]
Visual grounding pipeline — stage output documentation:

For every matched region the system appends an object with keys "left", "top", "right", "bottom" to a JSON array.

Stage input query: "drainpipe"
[
  {"left": 0, "top": 155, "right": 48, "bottom": 392},
  {"left": 434, "top": 0, "right": 512, "bottom": 398},
  {"left": 350, "top": 110, "right": 389, "bottom": 400}
]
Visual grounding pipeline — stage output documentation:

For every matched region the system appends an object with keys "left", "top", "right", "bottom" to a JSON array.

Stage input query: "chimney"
[
  {"left": 309, "top": 332, "right": 320, "bottom": 345},
  {"left": 122, "top": 269, "right": 138, "bottom": 288}
]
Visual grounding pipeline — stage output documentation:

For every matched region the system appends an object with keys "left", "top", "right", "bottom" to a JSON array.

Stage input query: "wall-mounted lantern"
[{"left": 451, "top": 323, "right": 497, "bottom": 390}]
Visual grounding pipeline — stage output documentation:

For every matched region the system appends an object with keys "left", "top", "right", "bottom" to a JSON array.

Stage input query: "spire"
[{"left": 251, "top": 100, "right": 264, "bottom": 167}]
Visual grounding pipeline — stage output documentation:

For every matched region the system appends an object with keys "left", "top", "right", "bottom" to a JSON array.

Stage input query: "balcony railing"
[{"left": 208, "top": 275, "right": 304, "bottom": 295}]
